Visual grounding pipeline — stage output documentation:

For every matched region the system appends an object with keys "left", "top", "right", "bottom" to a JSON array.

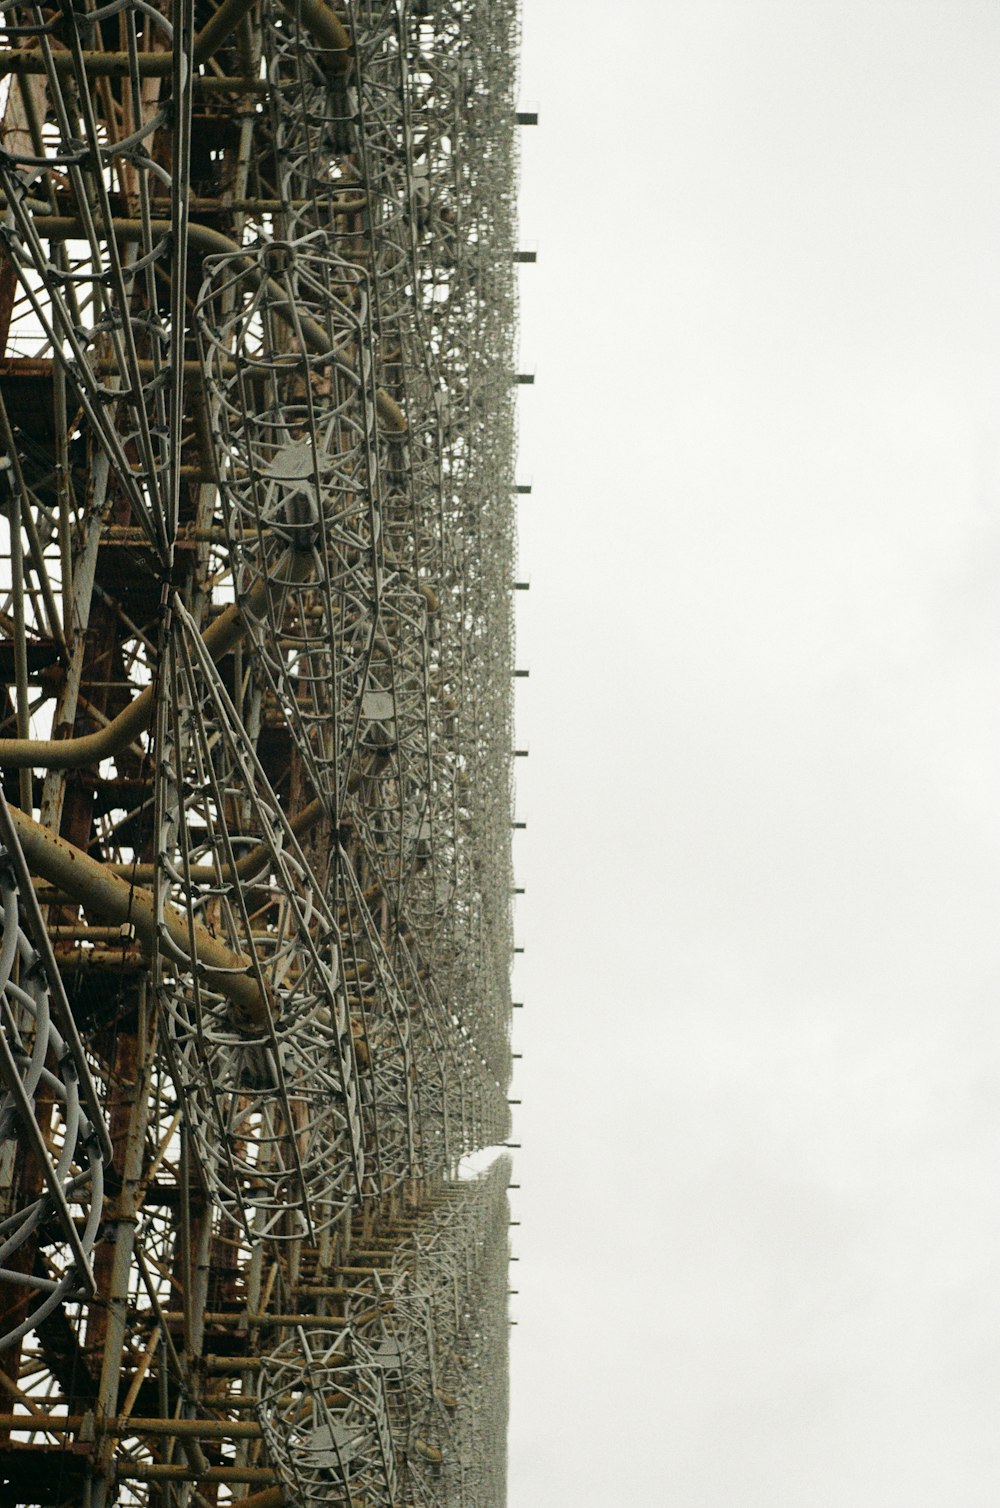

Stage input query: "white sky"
[{"left": 507, "top": 3, "right": 1000, "bottom": 1504}]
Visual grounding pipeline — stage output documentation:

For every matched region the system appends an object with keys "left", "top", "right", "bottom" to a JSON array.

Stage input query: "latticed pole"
[{"left": 0, "top": 0, "right": 522, "bottom": 1501}]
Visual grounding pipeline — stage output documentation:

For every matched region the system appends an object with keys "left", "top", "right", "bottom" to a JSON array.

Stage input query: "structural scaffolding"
[{"left": 0, "top": 0, "right": 522, "bottom": 1500}]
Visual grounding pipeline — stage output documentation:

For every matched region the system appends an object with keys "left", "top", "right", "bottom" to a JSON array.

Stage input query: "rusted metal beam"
[
  {"left": 238, "top": 1491, "right": 286, "bottom": 1508},
  {"left": 117, "top": 1463, "right": 276, "bottom": 1485}
]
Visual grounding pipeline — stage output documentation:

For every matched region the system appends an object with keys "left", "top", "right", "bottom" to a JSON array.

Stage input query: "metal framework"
[{"left": 0, "top": 0, "right": 521, "bottom": 1500}]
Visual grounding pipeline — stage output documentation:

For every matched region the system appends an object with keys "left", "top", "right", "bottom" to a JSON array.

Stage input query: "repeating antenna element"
[{"left": 259, "top": 1159, "right": 512, "bottom": 1508}]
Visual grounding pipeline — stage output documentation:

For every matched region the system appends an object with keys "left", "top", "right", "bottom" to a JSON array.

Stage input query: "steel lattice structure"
[{"left": 0, "top": 0, "right": 521, "bottom": 1501}]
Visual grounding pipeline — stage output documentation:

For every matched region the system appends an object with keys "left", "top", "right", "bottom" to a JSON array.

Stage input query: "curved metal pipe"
[
  {"left": 194, "top": 0, "right": 351, "bottom": 74},
  {"left": 0, "top": 548, "right": 313, "bottom": 770},
  {"left": 6, "top": 804, "right": 268, "bottom": 1025}
]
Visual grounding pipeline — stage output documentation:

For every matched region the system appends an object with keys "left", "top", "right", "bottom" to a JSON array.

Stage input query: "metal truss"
[
  {"left": 257, "top": 1159, "right": 511, "bottom": 1508},
  {"left": 0, "top": 0, "right": 520, "bottom": 1500}
]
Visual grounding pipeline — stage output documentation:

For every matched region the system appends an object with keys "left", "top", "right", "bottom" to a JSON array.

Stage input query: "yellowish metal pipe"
[
  {"left": 238, "top": 1490, "right": 287, "bottom": 1508},
  {"left": 0, "top": 549, "right": 313, "bottom": 769},
  {"left": 107, "top": 797, "right": 325, "bottom": 885},
  {"left": 7, "top": 804, "right": 268, "bottom": 1025}
]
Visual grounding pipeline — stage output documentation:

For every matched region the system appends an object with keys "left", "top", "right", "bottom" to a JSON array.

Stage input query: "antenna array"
[{"left": 0, "top": 0, "right": 520, "bottom": 1500}]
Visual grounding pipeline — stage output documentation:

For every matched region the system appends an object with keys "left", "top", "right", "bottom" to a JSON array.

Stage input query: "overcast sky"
[{"left": 506, "top": 4, "right": 1000, "bottom": 1504}]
